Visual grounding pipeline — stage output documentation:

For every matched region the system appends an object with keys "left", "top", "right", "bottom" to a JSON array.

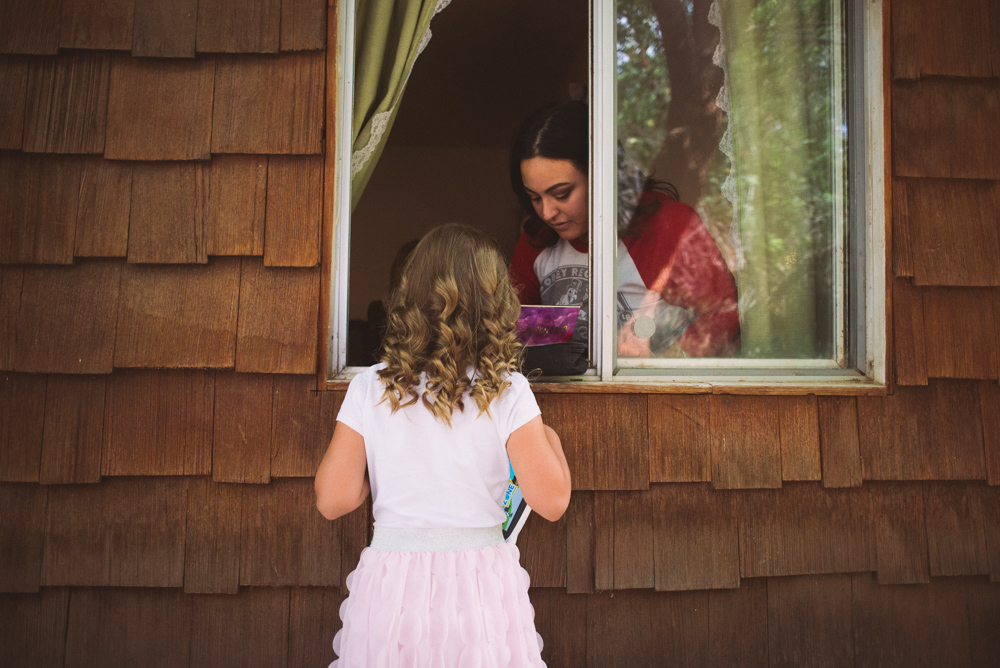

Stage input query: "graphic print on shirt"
[{"left": 538, "top": 264, "right": 589, "bottom": 342}]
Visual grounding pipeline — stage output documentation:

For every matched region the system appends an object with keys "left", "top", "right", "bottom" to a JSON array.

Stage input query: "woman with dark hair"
[{"left": 508, "top": 100, "right": 740, "bottom": 358}]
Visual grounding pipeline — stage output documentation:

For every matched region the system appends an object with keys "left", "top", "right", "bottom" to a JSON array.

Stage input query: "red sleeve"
[
  {"left": 509, "top": 232, "right": 542, "bottom": 305},
  {"left": 666, "top": 222, "right": 740, "bottom": 357},
  {"left": 626, "top": 195, "right": 740, "bottom": 357}
]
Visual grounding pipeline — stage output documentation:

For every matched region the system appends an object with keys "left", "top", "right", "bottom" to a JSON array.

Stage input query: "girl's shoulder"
[{"left": 346, "top": 363, "right": 388, "bottom": 394}]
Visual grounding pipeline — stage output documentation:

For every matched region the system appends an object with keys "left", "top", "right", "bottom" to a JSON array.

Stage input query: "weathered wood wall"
[{"left": 1, "top": 0, "right": 999, "bottom": 666}]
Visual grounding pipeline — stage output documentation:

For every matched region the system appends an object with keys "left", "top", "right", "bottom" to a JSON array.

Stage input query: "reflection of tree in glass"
[
  {"left": 616, "top": 0, "right": 725, "bottom": 211},
  {"left": 617, "top": 0, "right": 845, "bottom": 359}
]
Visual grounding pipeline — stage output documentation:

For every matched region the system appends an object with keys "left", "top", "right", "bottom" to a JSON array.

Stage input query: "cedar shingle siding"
[{"left": 1, "top": 0, "right": 999, "bottom": 665}]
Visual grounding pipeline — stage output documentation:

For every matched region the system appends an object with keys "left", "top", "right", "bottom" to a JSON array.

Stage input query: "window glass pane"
[{"left": 615, "top": 0, "right": 846, "bottom": 361}]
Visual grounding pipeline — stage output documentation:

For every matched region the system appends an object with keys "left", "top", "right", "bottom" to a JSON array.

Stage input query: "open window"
[{"left": 326, "top": 0, "right": 886, "bottom": 390}]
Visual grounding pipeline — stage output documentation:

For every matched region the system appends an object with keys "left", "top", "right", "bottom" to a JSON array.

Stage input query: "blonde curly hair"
[{"left": 377, "top": 224, "right": 523, "bottom": 425}]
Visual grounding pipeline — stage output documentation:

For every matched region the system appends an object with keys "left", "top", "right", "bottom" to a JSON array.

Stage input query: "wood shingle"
[
  {"left": 710, "top": 395, "right": 782, "bottom": 489},
  {"left": 593, "top": 491, "right": 614, "bottom": 591},
  {"left": 102, "top": 370, "right": 214, "bottom": 476},
  {"left": 767, "top": 575, "right": 855, "bottom": 668},
  {"left": 212, "top": 52, "right": 325, "bottom": 155},
  {"left": 586, "top": 590, "right": 710, "bottom": 666},
  {"left": 41, "top": 483, "right": 111, "bottom": 586},
  {"left": 737, "top": 484, "right": 876, "bottom": 578},
  {"left": 893, "top": 78, "right": 1000, "bottom": 180},
  {"left": 128, "top": 161, "right": 209, "bottom": 264},
  {"left": 212, "top": 372, "right": 274, "bottom": 484},
  {"left": 105, "top": 55, "right": 214, "bottom": 161},
  {"left": 858, "top": 380, "right": 987, "bottom": 481},
  {"left": 817, "top": 396, "right": 863, "bottom": 488},
  {"left": 922, "top": 287, "right": 998, "bottom": 380},
  {"left": 892, "top": 177, "right": 914, "bottom": 278},
  {"left": 892, "top": 276, "right": 929, "bottom": 385},
  {"left": 706, "top": 579, "right": 768, "bottom": 667},
  {"left": 0, "top": 266, "right": 23, "bottom": 370},
  {"left": 530, "top": 589, "right": 588, "bottom": 668},
  {"left": 981, "top": 380, "right": 1000, "bottom": 485},
  {"left": 0, "top": 0, "right": 62, "bottom": 55},
  {"left": 517, "top": 510, "right": 567, "bottom": 588},
  {"left": 777, "top": 396, "right": 822, "bottom": 481},
  {"left": 75, "top": 157, "right": 132, "bottom": 257},
  {"left": 288, "top": 587, "right": 344, "bottom": 668},
  {"left": 536, "top": 393, "right": 649, "bottom": 491},
  {"left": 892, "top": 0, "right": 997, "bottom": 79},
  {"left": 0, "top": 56, "right": 29, "bottom": 149},
  {"left": 132, "top": 0, "right": 198, "bottom": 59},
  {"left": 183, "top": 476, "right": 242, "bottom": 594},
  {"left": 869, "top": 482, "right": 930, "bottom": 585},
  {"left": 0, "top": 153, "right": 82, "bottom": 265},
  {"left": 22, "top": 51, "right": 111, "bottom": 154},
  {"left": 0, "top": 483, "right": 47, "bottom": 592},
  {"left": 264, "top": 155, "right": 323, "bottom": 267},
  {"left": 648, "top": 394, "right": 711, "bottom": 483},
  {"left": 206, "top": 154, "right": 268, "bottom": 256},
  {"left": 270, "top": 376, "right": 339, "bottom": 478},
  {"left": 923, "top": 482, "right": 990, "bottom": 577},
  {"left": 64, "top": 588, "right": 192, "bottom": 668},
  {"left": 0, "top": 589, "right": 69, "bottom": 667},
  {"left": 196, "top": 0, "right": 281, "bottom": 54},
  {"left": 612, "top": 490, "right": 654, "bottom": 589},
  {"left": 235, "top": 259, "right": 320, "bottom": 374},
  {"left": 240, "top": 478, "right": 342, "bottom": 586},
  {"left": 39, "top": 374, "right": 105, "bottom": 484},
  {"left": 897, "top": 177, "right": 1000, "bottom": 286},
  {"left": 59, "top": 0, "right": 135, "bottom": 51},
  {"left": 565, "top": 490, "right": 595, "bottom": 594},
  {"left": 652, "top": 483, "right": 739, "bottom": 592},
  {"left": 978, "top": 485, "right": 1000, "bottom": 583},
  {"left": 852, "top": 574, "right": 976, "bottom": 668},
  {"left": 189, "top": 588, "right": 290, "bottom": 668},
  {"left": 42, "top": 477, "right": 188, "bottom": 587},
  {"left": 115, "top": 258, "right": 241, "bottom": 368},
  {"left": 0, "top": 373, "right": 46, "bottom": 482},
  {"left": 14, "top": 259, "right": 120, "bottom": 374},
  {"left": 280, "top": 0, "right": 327, "bottom": 52}
]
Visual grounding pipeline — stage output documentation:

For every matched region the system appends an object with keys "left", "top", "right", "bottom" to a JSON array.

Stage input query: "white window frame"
[{"left": 328, "top": 0, "right": 886, "bottom": 391}]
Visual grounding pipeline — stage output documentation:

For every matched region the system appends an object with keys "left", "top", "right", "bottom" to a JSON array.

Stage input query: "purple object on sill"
[{"left": 516, "top": 305, "right": 581, "bottom": 346}]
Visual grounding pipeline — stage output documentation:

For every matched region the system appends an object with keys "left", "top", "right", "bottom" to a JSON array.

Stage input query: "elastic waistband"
[{"left": 370, "top": 525, "right": 504, "bottom": 552}]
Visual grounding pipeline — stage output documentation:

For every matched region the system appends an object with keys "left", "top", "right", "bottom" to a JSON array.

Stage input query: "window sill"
[{"left": 326, "top": 368, "right": 887, "bottom": 396}]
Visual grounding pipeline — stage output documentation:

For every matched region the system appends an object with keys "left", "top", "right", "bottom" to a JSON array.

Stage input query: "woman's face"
[{"left": 520, "top": 157, "right": 589, "bottom": 242}]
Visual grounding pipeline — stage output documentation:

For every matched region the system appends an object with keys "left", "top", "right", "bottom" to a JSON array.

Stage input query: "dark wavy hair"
[
  {"left": 509, "top": 100, "right": 678, "bottom": 248},
  {"left": 509, "top": 101, "right": 589, "bottom": 248}
]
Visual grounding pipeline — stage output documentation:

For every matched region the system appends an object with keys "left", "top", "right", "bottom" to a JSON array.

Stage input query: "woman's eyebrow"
[{"left": 524, "top": 182, "right": 572, "bottom": 195}]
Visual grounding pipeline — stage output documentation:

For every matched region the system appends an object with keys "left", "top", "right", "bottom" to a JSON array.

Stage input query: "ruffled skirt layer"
[{"left": 332, "top": 542, "right": 545, "bottom": 667}]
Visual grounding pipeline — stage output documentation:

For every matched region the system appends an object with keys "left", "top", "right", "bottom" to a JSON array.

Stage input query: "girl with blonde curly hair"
[{"left": 315, "top": 224, "right": 570, "bottom": 667}]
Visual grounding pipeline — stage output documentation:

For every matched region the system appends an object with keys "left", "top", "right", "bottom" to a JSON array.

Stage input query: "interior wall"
[{"left": 349, "top": 145, "right": 523, "bottom": 319}]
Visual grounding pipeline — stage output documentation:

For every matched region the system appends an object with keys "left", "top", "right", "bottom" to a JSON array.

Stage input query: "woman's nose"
[{"left": 542, "top": 199, "right": 558, "bottom": 221}]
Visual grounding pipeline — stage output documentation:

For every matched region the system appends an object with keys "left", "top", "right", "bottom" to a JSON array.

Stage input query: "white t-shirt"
[{"left": 336, "top": 364, "right": 541, "bottom": 529}]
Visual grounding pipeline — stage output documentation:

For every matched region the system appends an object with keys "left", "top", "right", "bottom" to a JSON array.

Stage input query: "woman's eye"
[{"left": 554, "top": 191, "right": 570, "bottom": 201}]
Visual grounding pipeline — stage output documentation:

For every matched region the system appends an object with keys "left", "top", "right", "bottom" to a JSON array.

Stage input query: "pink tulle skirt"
[{"left": 331, "top": 529, "right": 545, "bottom": 668}]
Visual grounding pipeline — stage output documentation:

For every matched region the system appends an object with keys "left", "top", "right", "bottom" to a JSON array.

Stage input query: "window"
[{"left": 326, "top": 0, "right": 885, "bottom": 389}]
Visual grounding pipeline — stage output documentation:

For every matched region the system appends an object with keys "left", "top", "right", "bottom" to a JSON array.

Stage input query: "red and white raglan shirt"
[{"left": 509, "top": 191, "right": 740, "bottom": 358}]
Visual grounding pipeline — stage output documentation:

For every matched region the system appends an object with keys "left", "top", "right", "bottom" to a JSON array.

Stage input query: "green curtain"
[
  {"left": 720, "top": 0, "right": 842, "bottom": 358},
  {"left": 350, "top": 0, "right": 448, "bottom": 209}
]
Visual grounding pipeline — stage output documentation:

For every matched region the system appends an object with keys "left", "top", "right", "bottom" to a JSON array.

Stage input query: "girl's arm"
[
  {"left": 507, "top": 416, "right": 571, "bottom": 521},
  {"left": 314, "top": 422, "right": 370, "bottom": 521}
]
